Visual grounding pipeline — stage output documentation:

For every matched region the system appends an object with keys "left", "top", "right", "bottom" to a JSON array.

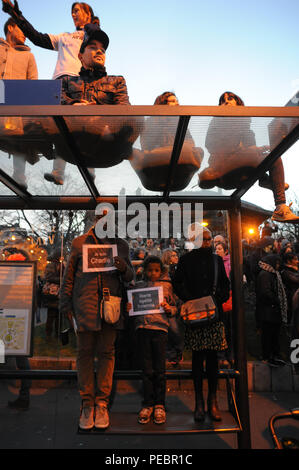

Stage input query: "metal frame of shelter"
[{"left": 0, "top": 105, "right": 299, "bottom": 449}]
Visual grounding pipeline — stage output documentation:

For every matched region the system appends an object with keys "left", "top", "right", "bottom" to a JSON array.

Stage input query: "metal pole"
[{"left": 228, "top": 204, "right": 252, "bottom": 449}]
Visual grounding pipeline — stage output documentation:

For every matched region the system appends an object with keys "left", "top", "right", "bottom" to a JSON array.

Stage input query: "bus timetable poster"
[{"left": 0, "top": 262, "right": 36, "bottom": 356}]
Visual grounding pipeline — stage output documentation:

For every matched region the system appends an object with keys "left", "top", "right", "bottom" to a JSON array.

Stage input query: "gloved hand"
[
  {"left": 2, "top": 0, "right": 22, "bottom": 17},
  {"left": 113, "top": 256, "right": 127, "bottom": 273}
]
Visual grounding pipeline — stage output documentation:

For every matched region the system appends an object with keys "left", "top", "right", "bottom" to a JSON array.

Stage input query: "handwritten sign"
[
  {"left": 82, "top": 244, "right": 118, "bottom": 272},
  {"left": 127, "top": 286, "right": 163, "bottom": 316}
]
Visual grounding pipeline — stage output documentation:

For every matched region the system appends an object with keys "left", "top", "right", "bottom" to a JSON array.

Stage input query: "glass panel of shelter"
[
  {"left": 0, "top": 208, "right": 232, "bottom": 369},
  {"left": 0, "top": 113, "right": 298, "bottom": 198}
]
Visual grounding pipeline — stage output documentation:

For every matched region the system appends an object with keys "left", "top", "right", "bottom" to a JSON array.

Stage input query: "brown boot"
[{"left": 207, "top": 394, "right": 222, "bottom": 422}]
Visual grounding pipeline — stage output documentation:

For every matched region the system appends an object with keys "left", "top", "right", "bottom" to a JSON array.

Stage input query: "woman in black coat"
[
  {"left": 255, "top": 254, "right": 288, "bottom": 366},
  {"left": 172, "top": 228, "right": 230, "bottom": 422}
]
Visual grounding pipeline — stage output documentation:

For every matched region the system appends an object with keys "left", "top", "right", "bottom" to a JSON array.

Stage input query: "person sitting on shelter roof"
[{"left": 199, "top": 91, "right": 299, "bottom": 223}]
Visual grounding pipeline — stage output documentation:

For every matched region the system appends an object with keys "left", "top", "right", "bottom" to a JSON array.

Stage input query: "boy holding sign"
[{"left": 127, "top": 256, "right": 177, "bottom": 425}]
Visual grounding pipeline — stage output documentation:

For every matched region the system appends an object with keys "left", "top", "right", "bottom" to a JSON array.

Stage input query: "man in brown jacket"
[
  {"left": 0, "top": 17, "right": 38, "bottom": 190},
  {"left": 60, "top": 212, "right": 134, "bottom": 431}
]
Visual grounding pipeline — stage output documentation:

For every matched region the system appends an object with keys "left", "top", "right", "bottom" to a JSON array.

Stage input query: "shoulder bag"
[{"left": 180, "top": 255, "right": 219, "bottom": 328}]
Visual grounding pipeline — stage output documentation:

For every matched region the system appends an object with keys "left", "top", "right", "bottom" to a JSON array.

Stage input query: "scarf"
[
  {"left": 258, "top": 260, "right": 288, "bottom": 323},
  {"left": 80, "top": 65, "right": 107, "bottom": 80}
]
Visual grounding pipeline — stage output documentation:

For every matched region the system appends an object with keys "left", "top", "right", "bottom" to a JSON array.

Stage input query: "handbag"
[
  {"left": 42, "top": 281, "right": 60, "bottom": 298},
  {"left": 180, "top": 255, "right": 219, "bottom": 328},
  {"left": 101, "top": 295, "right": 122, "bottom": 325}
]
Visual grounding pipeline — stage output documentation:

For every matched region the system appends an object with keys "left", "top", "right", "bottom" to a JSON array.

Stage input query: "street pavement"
[{"left": 1, "top": 382, "right": 299, "bottom": 450}]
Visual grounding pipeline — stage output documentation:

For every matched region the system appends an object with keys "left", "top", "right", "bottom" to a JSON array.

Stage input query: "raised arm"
[{"left": 2, "top": 0, "right": 54, "bottom": 50}]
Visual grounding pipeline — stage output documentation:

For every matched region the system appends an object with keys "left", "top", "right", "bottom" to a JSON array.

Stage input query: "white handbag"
[{"left": 101, "top": 295, "right": 122, "bottom": 324}]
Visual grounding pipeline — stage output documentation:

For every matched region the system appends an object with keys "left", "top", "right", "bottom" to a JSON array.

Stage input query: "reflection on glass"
[
  {"left": 129, "top": 116, "right": 204, "bottom": 192},
  {"left": 268, "top": 116, "right": 299, "bottom": 150},
  {"left": 62, "top": 116, "right": 144, "bottom": 168},
  {"left": 198, "top": 116, "right": 270, "bottom": 190}
]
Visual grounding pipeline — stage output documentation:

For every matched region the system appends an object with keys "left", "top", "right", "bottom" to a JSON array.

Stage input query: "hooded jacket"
[{"left": 0, "top": 38, "right": 37, "bottom": 79}]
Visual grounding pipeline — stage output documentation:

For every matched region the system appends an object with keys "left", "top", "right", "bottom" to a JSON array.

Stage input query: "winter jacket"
[
  {"left": 0, "top": 38, "right": 37, "bottom": 79},
  {"left": 292, "top": 288, "right": 299, "bottom": 337},
  {"left": 205, "top": 117, "right": 255, "bottom": 156},
  {"left": 140, "top": 116, "right": 195, "bottom": 151},
  {"left": 255, "top": 256, "right": 285, "bottom": 326},
  {"left": 59, "top": 227, "right": 134, "bottom": 332},
  {"left": 132, "top": 278, "right": 177, "bottom": 333},
  {"left": 43, "top": 259, "right": 63, "bottom": 309},
  {"left": 61, "top": 68, "right": 130, "bottom": 105},
  {"left": 172, "top": 247, "right": 230, "bottom": 316}
]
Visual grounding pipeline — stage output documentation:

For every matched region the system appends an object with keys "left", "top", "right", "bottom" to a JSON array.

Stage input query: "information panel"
[
  {"left": 0, "top": 262, "right": 36, "bottom": 356},
  {"left": 127, "top": 286, "right": 163, "bottom": 316}
]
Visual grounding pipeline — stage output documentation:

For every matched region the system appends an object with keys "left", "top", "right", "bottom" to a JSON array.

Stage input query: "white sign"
[
  {"left": 127, "top": 286, "right": 163, "bottom": 316},
  {"left": 82, "top": 244, "right": 118, "bottom": 273}
]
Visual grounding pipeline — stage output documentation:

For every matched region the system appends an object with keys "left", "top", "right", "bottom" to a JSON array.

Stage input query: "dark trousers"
[
  {"left": 46, "top": 307, "right": 59, "bottom": 338},
  {"left": 137, "top": 329, "right": 167, "bottom": 407},
  {"left": 269, "top": 158, "right": 286, "bottom": 206},
  {"left": 192, "top": 350, "right": 218, "bottom": 396},
  {"left": 6, "top": 356, "right": 31, "bottom": 399},
  {"left": 261, "top": 321, "right": 281, "bottom": 360}
]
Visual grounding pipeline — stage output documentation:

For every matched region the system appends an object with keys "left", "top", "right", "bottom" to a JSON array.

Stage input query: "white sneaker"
[
  {"left": 79, "top": 406, "right": 94, "bottom": 430},
  {"left": 95, "top": 403, "right": 109, "bottom": 429}
]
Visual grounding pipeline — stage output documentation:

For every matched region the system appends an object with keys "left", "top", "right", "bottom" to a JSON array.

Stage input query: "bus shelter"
[{"left": 0, "top": 91, "right": 298, "bottom": 449}]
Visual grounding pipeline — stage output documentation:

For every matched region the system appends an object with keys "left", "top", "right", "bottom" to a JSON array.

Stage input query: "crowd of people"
[{"left": 2, "top": 217, "right": 299, "bottom": 429}]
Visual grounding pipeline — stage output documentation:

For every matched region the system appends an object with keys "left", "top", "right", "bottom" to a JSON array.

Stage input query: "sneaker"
[
  {"left": 272, "top": 204, "right": 299, "bottom": 223},
  {"left": 154, "top": 405, "right": 166, "bottom": 425},
  {"left": 95, "top": 403, "right": 109, "bottom": 429},
  {"left": 79, "top": 405, "right": 94, "bottom": 430},
  {"left": 8, "top": 397, "right": 29, "bottom": 410},
  {"left": 138, "top": 406, "right": 153, "bottom": 424},
  {"left": 44, "top": 173, "right": 64, "bottom": 185}
]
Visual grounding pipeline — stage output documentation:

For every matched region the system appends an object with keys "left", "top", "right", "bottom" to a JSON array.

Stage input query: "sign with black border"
[
  {"left": 127, "top": 286, "right": 163, "bottom": 316},
  {"left": 82, "top": 244, "right": 118, "bottom": 272}
]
